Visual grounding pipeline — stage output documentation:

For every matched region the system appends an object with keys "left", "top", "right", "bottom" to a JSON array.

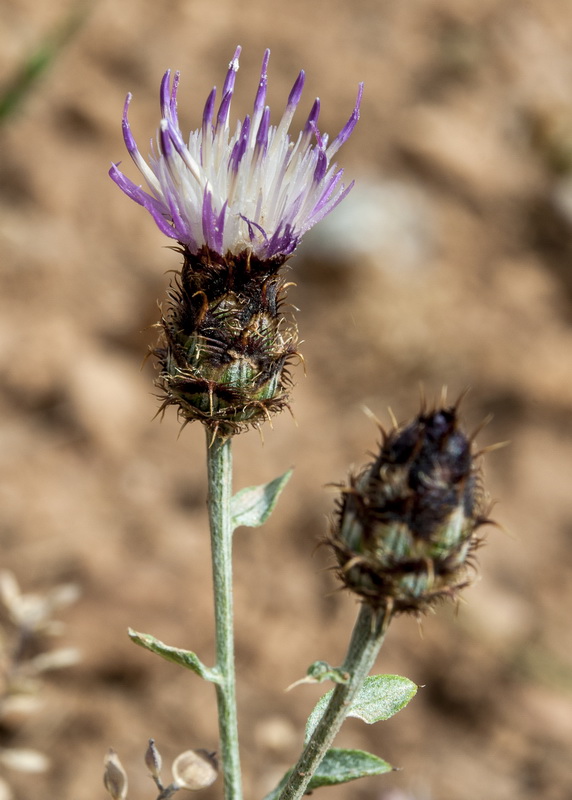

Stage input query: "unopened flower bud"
[
  {"left": 172, "top": 749, "right": 218, "bottom": 791},
  {"left": 329, "top": 405, "right": 490, "bottom": 615},
  {"left": 103, "top": 749, "right": 128, "bottom": 800},
  {"left": 144, "top": 738, "right": 162, "bottom": 779}
]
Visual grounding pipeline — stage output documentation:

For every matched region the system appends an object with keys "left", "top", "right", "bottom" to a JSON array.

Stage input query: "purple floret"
[{"left": 109, "top": 47, "right": 362, "bottom": 261}]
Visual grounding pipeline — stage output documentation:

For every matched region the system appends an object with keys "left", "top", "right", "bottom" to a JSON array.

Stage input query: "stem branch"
[
  {"left": 206, "top": 432, "right": 242, "bottom": 800},
  {"left": 277, "top": 603, "right": 391, "bottom": 800}
]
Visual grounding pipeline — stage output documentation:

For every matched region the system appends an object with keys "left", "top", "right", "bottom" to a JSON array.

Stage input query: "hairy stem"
[
  {"left": 206, "top": 432, "right": 242, "bottom": 800},
  {"left": 277, "top": 603, "right": 391, "bottom": 800}
]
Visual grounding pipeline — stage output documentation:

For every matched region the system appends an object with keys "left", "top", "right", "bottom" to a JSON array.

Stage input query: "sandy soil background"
[{"left": 2, "top": 1, "right": 572, "bottom": 799}]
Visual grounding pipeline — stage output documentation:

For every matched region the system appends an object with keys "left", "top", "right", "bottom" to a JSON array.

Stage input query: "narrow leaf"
[
  {"left": 262, "top": 749, "right": 392, "bottom": 800},
  {"left": 128, "top": 629, "right": 219, "bottom": 683},
  {"left": 231, "top": 469, "right": 293, "bottom": 530},
  {"left": 0, "top": 5, "right": 88, "bottom": 122},
  {"left": 287, "top": 661, "right": 349, "bottom": 691},
  {"left": 305, "top": 674, "right": 417, "bottom": 742}
]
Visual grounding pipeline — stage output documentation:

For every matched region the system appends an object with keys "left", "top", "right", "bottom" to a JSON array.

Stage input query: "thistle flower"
[
  {"left": 110, "top": 46, "right": 362, "bottom": 260},
  {"left": 329, "top": 405, "right": 490, "bottom": 615},
  {"left": 110, "top": 48, "right": 362, "bottom": 435}
]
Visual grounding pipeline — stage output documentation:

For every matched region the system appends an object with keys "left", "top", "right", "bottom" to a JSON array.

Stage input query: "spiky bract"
[{"left": 153, "top": 247, "right": 298, "bottom": 437}]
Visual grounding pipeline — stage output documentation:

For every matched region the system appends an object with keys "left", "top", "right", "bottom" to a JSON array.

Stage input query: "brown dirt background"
[{"left": 2, "top": 0, "right": 572, "bottom": 798}]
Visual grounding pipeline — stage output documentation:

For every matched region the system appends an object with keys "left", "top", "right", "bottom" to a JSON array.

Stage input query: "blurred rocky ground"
[{"left": 1, "top": 1, "right": 572, "bottom": 799}]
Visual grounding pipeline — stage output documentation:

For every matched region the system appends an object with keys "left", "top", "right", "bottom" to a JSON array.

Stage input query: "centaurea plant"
[{"left": 105, "top": 48, "right": 493, "bottom": 800}]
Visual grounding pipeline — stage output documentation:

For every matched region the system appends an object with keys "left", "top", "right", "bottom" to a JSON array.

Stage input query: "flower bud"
[
  {"left": 154, "top": 248, "right": 298, "bottom": 437},
  {"left": 171, "top": 748, "right": 218, "bottom": 791},
  {"left": 329, "top": 405, "right": 489, "bottom": 615}
]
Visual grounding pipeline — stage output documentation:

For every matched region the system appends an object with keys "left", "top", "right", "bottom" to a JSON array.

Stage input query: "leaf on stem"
[
  {"left": 287, "top": 660, "right": 350, "bottom": 690},
  {"left": 264, "top": 749, "right": 392, "bottom": 800},
  {"left": 305, "top": 674, "right": 417, "bottom": 742},
  {"left": 308, "top": 748, "right": 393, "bottom": 788},
  {"left": 231, "top": 469, "right": 293, "bottom": 530},
  {"left": 128, "top": 629, "right": 219, "bottom": 683}
]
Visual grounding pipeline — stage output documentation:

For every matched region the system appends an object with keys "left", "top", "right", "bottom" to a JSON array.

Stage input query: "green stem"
[
  {"left": 206, "top": 432, "right": 242, "bottom": 800},
  {"left": 277, "top": 603, "right": 391, "bottom": 800}
]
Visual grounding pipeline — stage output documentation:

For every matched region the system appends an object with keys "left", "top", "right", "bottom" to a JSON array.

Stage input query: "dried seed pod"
[
  {"left": 154, "top": 248, "right": 298, "bottom": 437},
  {"left": 144, "top": 738, "right": 162, "bottom": 780},
  {"left": 172, "top": 748, "right": 218, "bottom": 791},
  {"left": 103, "top": 749, "right": 128, "bottom": 800},
  {"left": 329, "top": 405, "right": 490, "bottom": 615}
]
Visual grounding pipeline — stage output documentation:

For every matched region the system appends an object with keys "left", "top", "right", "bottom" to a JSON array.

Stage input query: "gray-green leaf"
[
  {"left": 308, "top": 748, "right": 393, "bottom": 789},
  {"left": 128, "top": 629, "right": 219, "bottom": 683},
  {"left": 288, "top": 661, "right": 350, "bottom": 690},
  {"left": 231, "top": 469, "right": 293, "bottom": 530},
  {"left": 263, "top": 749, "right": 392, "bottom": 800},
  {"left": 305, "top": 674, "right": 417, "bottom": 742},
  {"left": 306, "top": 661, "right": 350, "bottom": 684}
]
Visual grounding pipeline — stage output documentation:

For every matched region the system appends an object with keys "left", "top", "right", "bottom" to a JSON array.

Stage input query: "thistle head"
[
  {"left": 329, "top": 404, "right": 490, "bottom": 616},
  {"left": 153, "top": 248, "right": 299, "bottom": 437},
  {"left": 110, "top": 48, "right": 362, "bottom": 435}
]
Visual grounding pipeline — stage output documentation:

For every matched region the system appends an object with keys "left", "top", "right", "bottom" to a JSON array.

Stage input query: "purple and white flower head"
[
  {"left": 110, "top": 49, "right": 363, "bottom": 436},
  {"left": 110, "top": 47, "right": 363, "bottom": 262}
]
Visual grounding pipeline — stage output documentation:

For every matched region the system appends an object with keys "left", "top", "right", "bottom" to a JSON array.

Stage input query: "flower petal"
[{"left": 110, "top": 48, "right": 361, "bottom": 259}]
